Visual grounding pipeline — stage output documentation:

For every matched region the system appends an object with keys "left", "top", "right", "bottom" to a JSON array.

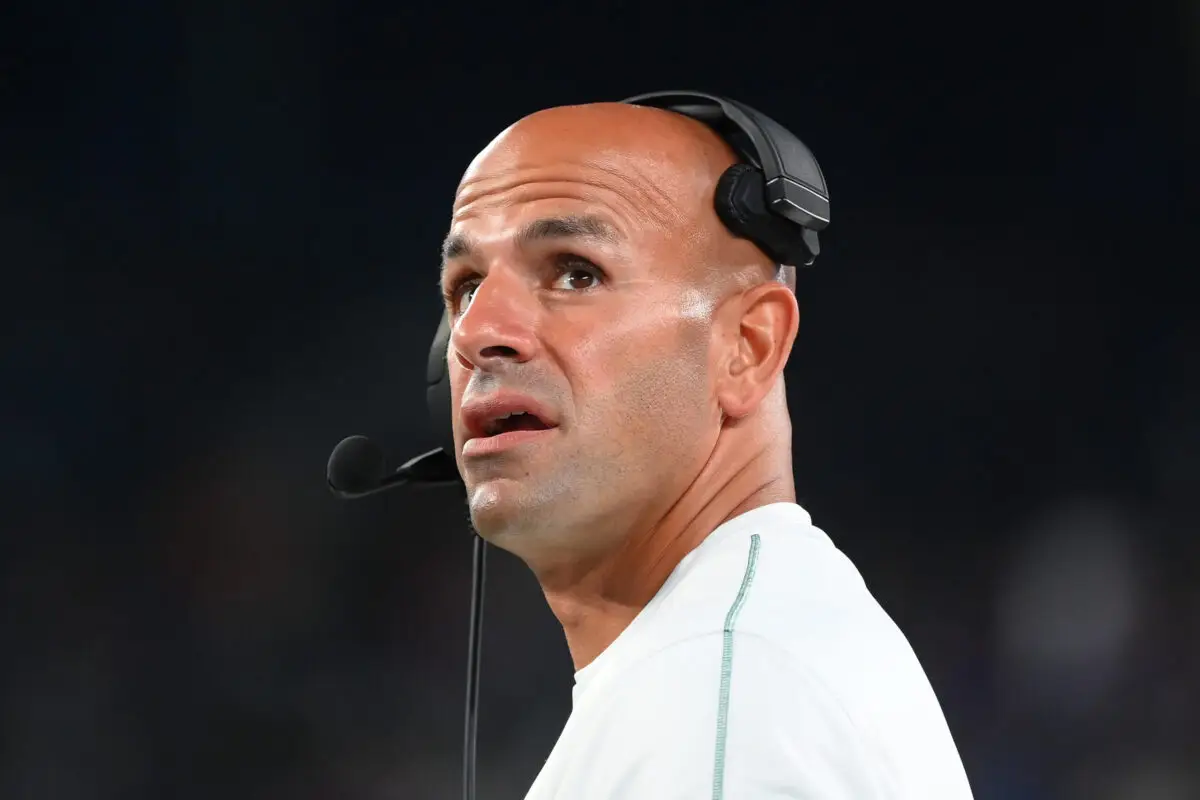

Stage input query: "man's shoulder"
[
  {"left": 657, "top": 507, "right": 895, "bottom": 656},
  {"left": 635, "top": 515, "right": 957, "bottom": 750}
]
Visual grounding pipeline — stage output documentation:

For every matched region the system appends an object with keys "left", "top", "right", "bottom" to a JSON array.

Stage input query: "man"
[{"left": 439, "top": 100, "right": 974, "bottom": 798}]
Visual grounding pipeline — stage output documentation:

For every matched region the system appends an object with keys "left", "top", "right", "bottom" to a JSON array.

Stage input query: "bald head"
[{"left": 441, "top": 100, "right": 799, "bottom": 568}]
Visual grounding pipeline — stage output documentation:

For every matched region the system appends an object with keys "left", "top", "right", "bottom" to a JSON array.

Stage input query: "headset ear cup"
[
  {"left": 714, "top": 163, "right": 764, "bottom": 233},
  {"left": 715, "top": 163, "right": 811, "bottom": 267}
]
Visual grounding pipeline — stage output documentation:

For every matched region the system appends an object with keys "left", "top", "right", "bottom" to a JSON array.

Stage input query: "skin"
[{"left": 440, "top": 102, "right": 800, "bottom": 671}]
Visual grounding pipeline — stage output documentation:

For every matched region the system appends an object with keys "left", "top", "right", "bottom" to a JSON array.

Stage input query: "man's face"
[{"left": 440, "top": 119, "right": 726, "bottom": 561}]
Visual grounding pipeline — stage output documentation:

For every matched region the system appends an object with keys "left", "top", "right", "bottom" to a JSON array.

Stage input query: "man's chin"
[{"left": 466, "top": 478, "right": 543, "bottom": 543}]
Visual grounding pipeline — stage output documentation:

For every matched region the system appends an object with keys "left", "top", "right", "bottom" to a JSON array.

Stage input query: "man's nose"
[{"left": 450, "top": 268, "right": 539, "bottom": 370}]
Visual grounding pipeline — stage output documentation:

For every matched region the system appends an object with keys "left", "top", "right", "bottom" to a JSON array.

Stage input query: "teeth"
[{"left": 485, "top": 411, "right": 529, "bottom": 436}]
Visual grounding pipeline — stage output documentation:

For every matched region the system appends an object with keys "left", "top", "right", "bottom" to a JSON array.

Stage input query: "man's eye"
[
  {"left": 551, "top": 258, "right": 604, "bottom": 292},
  {"left": 446, "top": 276, "right": 480, "bottom": 314}
]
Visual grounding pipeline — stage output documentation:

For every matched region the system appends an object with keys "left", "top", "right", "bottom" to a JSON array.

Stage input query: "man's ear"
[{"left": 714, "top": 281, "right": 799, "bottom": 419}]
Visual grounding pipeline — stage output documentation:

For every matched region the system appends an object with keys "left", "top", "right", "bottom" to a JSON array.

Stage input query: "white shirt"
[{"left": 523, "top": 502, "right": 974, "bottom": 799}]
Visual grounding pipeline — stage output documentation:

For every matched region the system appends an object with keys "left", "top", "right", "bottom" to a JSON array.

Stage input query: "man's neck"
[{"left": 539, "top": 444, "right": 794, "bottom": 672}]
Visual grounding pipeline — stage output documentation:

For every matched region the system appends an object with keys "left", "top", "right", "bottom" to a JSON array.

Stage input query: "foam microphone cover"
[{"left": 327, "top": 435, "right": 387, "bottom": 494}]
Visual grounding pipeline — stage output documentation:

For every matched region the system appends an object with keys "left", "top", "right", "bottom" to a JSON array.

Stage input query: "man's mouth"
[
  {"left": 463, "top": 411, "right": 556, "bottom": 459},
  {"left": 460, "top": 392, "right": 559, "bottom": 458},
  {"left": 482, "top": 411, "right": 552, "bottom": 437}
]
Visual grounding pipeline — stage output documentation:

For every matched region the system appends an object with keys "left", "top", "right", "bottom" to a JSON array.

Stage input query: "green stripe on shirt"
[{"left": 712, "top": 533, "right": 762, "bottom": 800}]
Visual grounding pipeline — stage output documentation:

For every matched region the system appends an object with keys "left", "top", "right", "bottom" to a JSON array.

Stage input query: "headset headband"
[{"left": 621, "top": 90, "right": 830, "bottom": 246}]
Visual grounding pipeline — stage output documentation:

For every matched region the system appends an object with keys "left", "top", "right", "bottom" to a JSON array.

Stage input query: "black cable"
[{"left": 463, "top": 534, "right": 487, "bottom": 800}]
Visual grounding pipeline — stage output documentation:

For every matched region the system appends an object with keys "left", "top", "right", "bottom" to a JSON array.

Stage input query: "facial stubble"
[{"left": 468, "top": 324, "right": 715, "bottom": 567}]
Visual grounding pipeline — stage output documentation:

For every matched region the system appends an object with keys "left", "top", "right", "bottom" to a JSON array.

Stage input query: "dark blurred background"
[{"left": 2, "top": 1, "right": 1196, "bottom": 798}]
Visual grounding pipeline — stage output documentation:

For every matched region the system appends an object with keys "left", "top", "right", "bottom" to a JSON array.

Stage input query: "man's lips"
[
  {"left": 461, "top": 427, "right": 556, "bottom": 458},
  {"left": 459, "top": 391, "right": 559, "bottom": 456}
]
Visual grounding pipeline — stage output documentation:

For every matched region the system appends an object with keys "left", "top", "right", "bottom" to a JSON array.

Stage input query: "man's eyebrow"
[
  {"left": 440, "top": 214, "right": 621, "bottom": 265},
  {"left": 441, "top": 232, "right": 472, "bottom": 262}
]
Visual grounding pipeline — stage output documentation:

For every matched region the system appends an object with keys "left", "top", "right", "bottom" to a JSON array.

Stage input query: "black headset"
[{"left": 327, "top": 90, "right": 830, "bottom": 800}]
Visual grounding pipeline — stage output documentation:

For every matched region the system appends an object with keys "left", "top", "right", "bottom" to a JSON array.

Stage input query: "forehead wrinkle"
[
  {"left": 452, "top": 169, "right": 515, "bottom": 214},
  {"left": 579, "top": 158, "right": 682, "bottom": 232},
  {"left": 451, "top": 171, "right": 649, "bottom": 239}
]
